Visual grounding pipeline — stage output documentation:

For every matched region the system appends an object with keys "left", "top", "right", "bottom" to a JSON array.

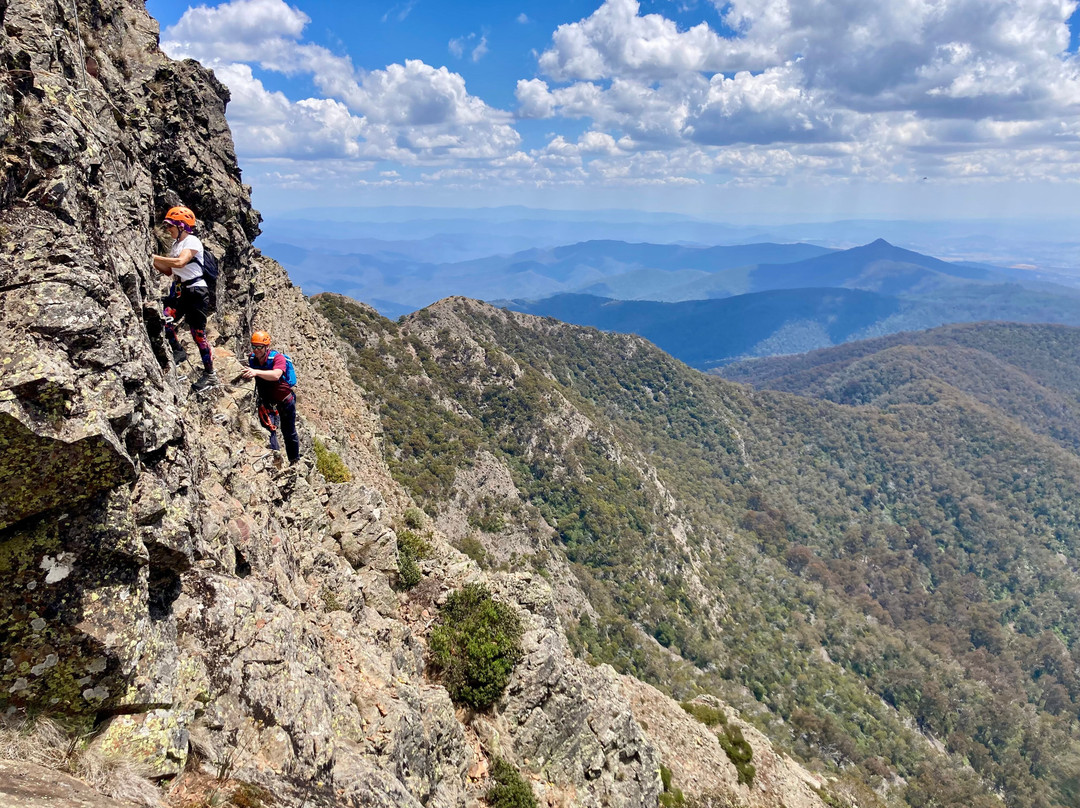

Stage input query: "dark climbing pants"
[
  {"left": 164, "top": 283, "right": 213, "bottom": 371},
  {"left": 278, "top": 393, "right": 300, "bottom": 464}
]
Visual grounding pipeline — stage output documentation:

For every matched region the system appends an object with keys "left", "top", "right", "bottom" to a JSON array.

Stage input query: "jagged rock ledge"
[{"left": 0, "top": 1, "right": 827, "bottom": 806}]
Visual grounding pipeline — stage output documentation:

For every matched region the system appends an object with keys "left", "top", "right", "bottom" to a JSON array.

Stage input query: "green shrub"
[
  {"left": 398, "top": 529, "right": 431, "bottom": 559},
  {"left": 428, "top": 584, "right": 523, "bottom": 710},
  {"left": 680, "top": 700, "right": 727, "bottom": 728},
  {"left": 396, "top": 529, "right": 430, "bottom": 590},
  {"left": 402, "top": 507, "right": 425, "bottom": 529},
  {"left": 313, "top": 439, "right": 351, "bottom": 483},
  {"left": 486, "top": 756, "right": 537, "bottom": 808},
  {"left": 458, "top": 535, "right": 489, "bottom": 567},
  {"left": 659, "top": 764, "right": 686, "bottom": 807},
  {"left": 468, "top": 496, "right": 506, "bottom": 532},
  {"left": 718, "top": 725, "right": 755, "bottom": 786},
  {"left": 397, "top": 554, "right": 421, "bottom": 590},
  {"left": 660, "top": 764, "right": 674, "bottom": 791},
  {"left": 470, "top": 511, "right": 505, "bottom": 533}
]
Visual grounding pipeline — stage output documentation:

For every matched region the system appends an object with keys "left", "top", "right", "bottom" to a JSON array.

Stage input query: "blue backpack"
[{"left": 252, "top": 349, "right": 297, "bottom": 387}]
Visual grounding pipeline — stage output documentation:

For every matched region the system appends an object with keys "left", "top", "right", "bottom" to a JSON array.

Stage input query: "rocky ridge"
[{"left": 0, "top": 1, "right": 826, "bottom": 806}]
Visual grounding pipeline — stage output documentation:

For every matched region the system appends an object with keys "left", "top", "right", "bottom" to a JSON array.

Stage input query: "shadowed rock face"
[
  {"left": 0, "top": 2, "right": 821, "bottom": 807},
  {"left": 0, "top": 411, "right": 135, "bottom": 531},
  {"left": 0, "top": 0, "right": 254, "bottom": 730}
]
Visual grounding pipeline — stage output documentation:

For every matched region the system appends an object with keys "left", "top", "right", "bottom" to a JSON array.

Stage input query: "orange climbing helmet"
[
  {"left": 164, "top": 206, "right": 196, "bottom": 232},
  {"left": 250, "top": 331, "right": 272, "bottom": 346}
]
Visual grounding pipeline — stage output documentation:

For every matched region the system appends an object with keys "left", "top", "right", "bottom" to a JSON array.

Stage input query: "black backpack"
[{"left": 185, "top": 249, "right": 220, "bottom": 311}]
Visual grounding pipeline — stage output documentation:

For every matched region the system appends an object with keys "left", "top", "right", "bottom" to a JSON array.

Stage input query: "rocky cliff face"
[{"left": 0, "top": 2, "right": 826, "bottom": 806}]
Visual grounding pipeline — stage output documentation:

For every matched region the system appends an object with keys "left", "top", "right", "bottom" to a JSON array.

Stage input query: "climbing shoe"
[
  {"left": 192, "top": 370, "right": 218, "bottom": 391},
  {"left": 172, "top": 346, "right": 188, "bottom": 365}
]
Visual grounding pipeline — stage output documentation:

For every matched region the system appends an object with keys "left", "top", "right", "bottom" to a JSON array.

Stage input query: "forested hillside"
[
  {"left": 504, "top": 286, "right": 1080, "bottom": 369},
  {"left": 317, "top": 296, "right": 1080, "bottom": 808},
  {"left": 720, "top": 323, "right": 1080, "bottom": 452}
]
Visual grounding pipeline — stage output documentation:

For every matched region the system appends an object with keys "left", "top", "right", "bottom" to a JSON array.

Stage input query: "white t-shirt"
[{"left": 170, "top": 234, "right": 206, "bottom": 287}]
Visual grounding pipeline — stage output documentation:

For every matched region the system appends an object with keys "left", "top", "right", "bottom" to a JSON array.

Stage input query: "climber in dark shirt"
[{"left": 242, "top": 330, "right": 300, "bottom": 464}]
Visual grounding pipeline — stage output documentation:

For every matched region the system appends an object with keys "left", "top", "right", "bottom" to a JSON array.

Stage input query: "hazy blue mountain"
[
  {"left": 575, "top": 268, "right": 713, "bottom": 300},
  {"left": 447, "top": 240, "right": 834, "bottom": 283},
  {"left": 504, "top": 282, "right": 1080, "bottom": 369},
  {"left": 504, "top": 289, "right": 903, "bottom": 368},
  {"left": 259, "top": 239, "right": 835, "bottom": 313},
  {"left": 572, "top": 239, "right": 1012, "bottom": 302},
  {"left": 758, "top": 219, "right": 1080, "bottom": 271},
  {"left": 259, "top": 206, "right": 1080, "bottom": 271},
  {"left": 745, "top": 238, "right": 1004, "bottom": 294},
  {"left": 260, "top": 224, "right": 1079, "bottom": 327}
]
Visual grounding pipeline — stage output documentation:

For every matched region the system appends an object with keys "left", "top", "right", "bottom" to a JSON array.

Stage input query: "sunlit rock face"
[{"left": 0, "top": 2, "right": 821, "bottom": 806}]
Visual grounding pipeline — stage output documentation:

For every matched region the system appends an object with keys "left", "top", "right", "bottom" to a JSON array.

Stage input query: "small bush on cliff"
[
  {"left": 659, "top": 764, "right": 686, "bottom": 806},
  {"left": 680, "top": 700, "right": 726, "bottom": 728},
  {"left": 486, "top": 756, "right": 538, "bottom": 808},
  {"left": 457, "top": 534, "right": 489, "bottom": 568},
  {"left": 718, "top": 725, "right": 755, "bottom": 786},
  {"left": 396, "top": 529, "right": 430, "bottom": 590},
  {"left": 314, "top": 439, "right": 351, "bottom": 483},
  {"left": 402, "top": 507, "right": 425, "bottom": 529},
  {"left": 428, "top": 584, "right": 523, "bottom": 710}
]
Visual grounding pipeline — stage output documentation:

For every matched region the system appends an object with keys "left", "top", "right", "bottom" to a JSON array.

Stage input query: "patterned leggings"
[{"left": 164, "top": 303, "right": 213, "bottom": 371}]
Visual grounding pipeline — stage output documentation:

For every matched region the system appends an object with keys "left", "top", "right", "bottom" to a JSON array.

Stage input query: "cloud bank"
[
  {"left": 161, "top": 0, "right": 1080, "bottom": 201},
  {"left": 162, "top": 0, "right": 518, "bottom": 163}
]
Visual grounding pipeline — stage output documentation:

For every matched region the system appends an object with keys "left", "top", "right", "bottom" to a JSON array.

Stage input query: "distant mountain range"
[
  {"left": 260, "top": 218, "right": 1080, "bottom": 365},
  {"left": 504, "top": 289, "right": 900, "bottom": 369},
  {"left": 499, "top": 239, "right": 1080, "bottom": 368},
  {"left": 262, "top": 233, "right": 1079, "bottom": 312},
  {"left": 257, "top": 238, "right": 840, "bottom": 309},
  {"left": 260, "top": 206, "right": 1080, "bottom": 272}
]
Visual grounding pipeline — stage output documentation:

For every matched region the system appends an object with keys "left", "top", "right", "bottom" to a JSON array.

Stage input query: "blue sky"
[{"left": 147, "top": 0, "right": 1080, "bottom": 222}]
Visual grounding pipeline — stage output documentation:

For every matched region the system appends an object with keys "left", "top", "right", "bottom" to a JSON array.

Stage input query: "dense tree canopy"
[{"left": 317, "top": 296, "right": 1080, "bottom": 808}]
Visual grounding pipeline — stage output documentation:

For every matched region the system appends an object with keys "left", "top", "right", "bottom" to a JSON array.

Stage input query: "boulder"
[{"left": 0, "top": 760, "right": 146, "bottom": 808}]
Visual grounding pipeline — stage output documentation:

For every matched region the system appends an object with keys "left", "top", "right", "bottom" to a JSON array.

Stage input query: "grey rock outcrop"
[
  {"left": 0, "top": 760, "right": 144, "bottom": 808},
  {"left": 0, "top": 0, "right": 664, "bottom": 805},
  {"left": 0, "top": 1, "right": 826, "bottom": 807}
]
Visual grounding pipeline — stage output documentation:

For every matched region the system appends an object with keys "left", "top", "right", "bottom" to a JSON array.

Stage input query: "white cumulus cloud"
[
  {"left": 164, "top": 0, "right": 309, "bottom": 47},
  {"left": 538, "top": 0, "right": 762, "bottom": 81},
  {"left": 520, "top": 0, "right": 1080, "bottom": 187},
  {"left": 161, "top": 0, "right": 1080, "bottom": 197},
  {"left": 213, "top": 63, "right": 367, "bottom": 159},
  {"left": 162, "top": 0, "right": 519, "bottom": 164}
]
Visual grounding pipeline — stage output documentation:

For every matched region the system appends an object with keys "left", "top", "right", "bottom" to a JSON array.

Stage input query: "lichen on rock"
[{"left": 0, "top": 1, "right": 826, "bottom": 806}]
